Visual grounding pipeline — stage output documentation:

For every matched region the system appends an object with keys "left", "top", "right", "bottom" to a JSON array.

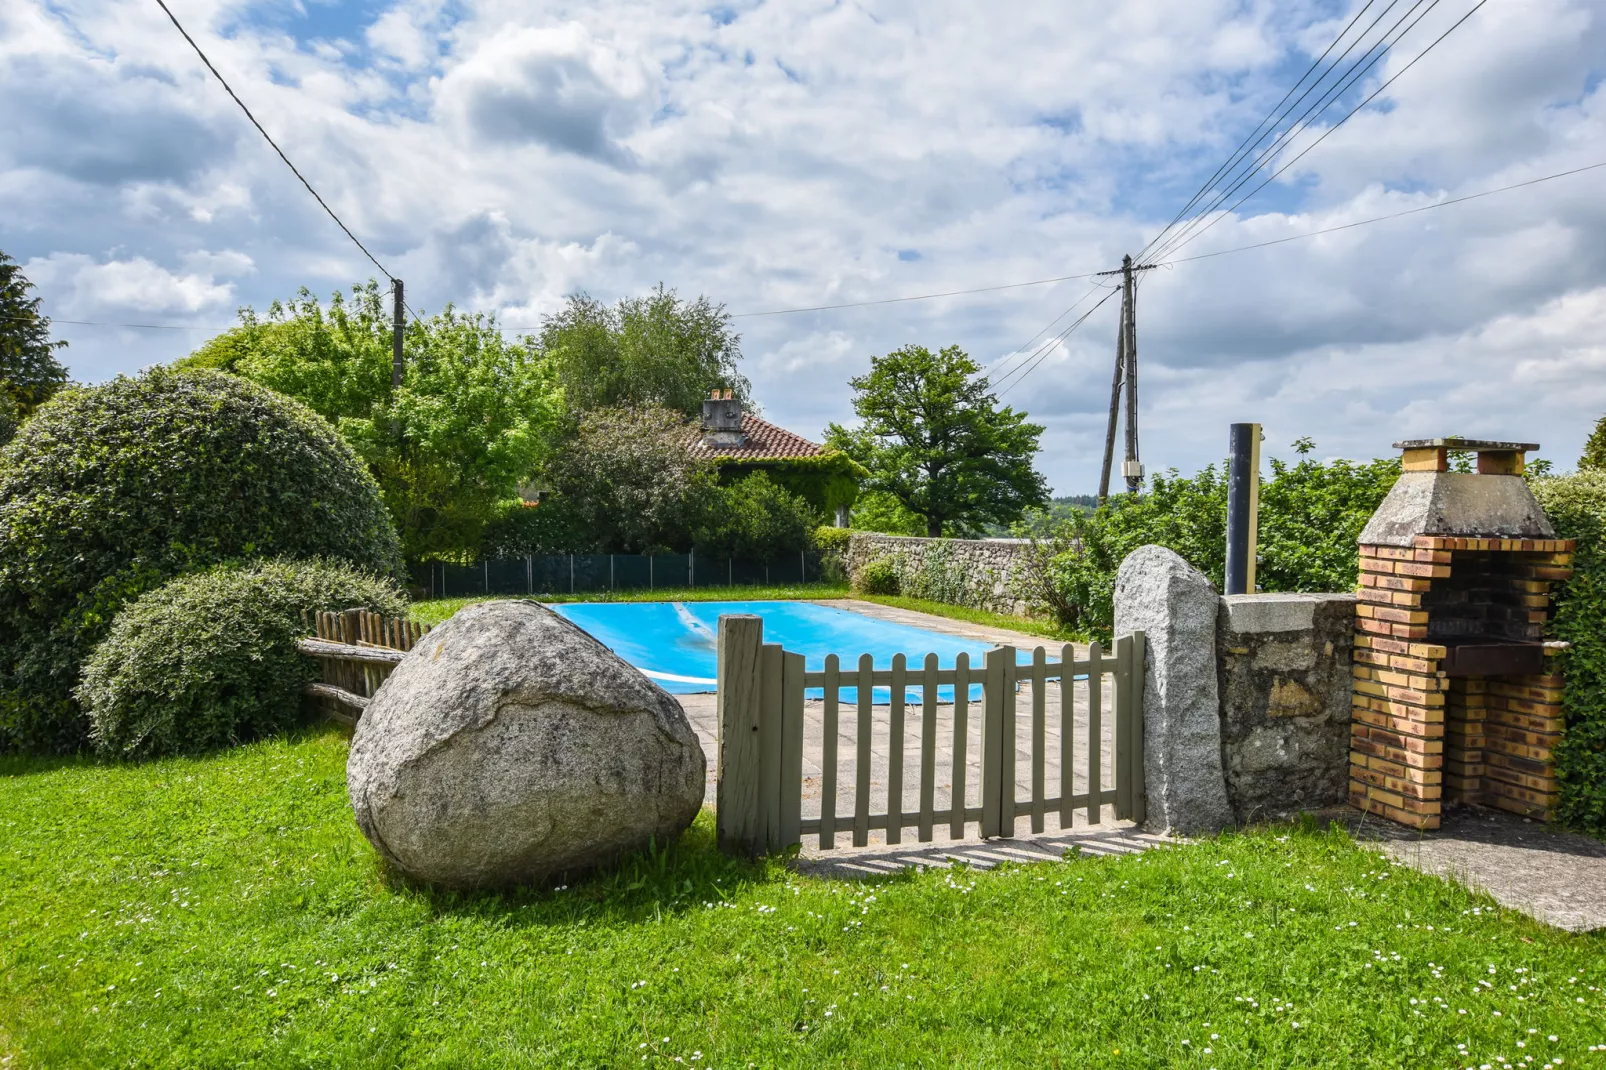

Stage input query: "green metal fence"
[
  {"left": 714, "top": 614, "right": 1146, "bottom": 856},
  {"left": 410, "top": 551, "right": 824, "bottom": 599}
]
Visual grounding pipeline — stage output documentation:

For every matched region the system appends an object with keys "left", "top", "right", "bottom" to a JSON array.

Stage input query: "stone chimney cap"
[{"left": 1394, "top": 438, "right": 1539, "bottom": 452}]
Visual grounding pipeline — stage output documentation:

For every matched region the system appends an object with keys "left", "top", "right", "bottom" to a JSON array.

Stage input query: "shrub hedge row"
[
  {"left": 1531, "top": 471, "right": 1606, "bottom": 833},
  {"left": 78, "top": 559, "right": 405, "bottom": 759},
  {"left": 0, "top": 369, "right": 403, "bottom": 752}
]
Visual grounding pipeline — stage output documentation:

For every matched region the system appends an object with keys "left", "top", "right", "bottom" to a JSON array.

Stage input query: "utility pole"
[
  {"left": 1121, "top": 254, "right": 1142, "bottom": 494},
  {"left": 1096, "top": 256, "right": 1153, "bottom": 503},
  {"left": 1097, "top": 315, "right": 1124, "bottom": 502},
  {"left": 391, "top": 278, "right": 405, "bottom": 390}
]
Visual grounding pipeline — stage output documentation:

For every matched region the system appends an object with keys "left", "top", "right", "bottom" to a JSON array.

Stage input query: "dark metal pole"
[
  {"left": 1122, "top": 255, "right": 1142, "bottom": 494},
  {"left": 1225, "top": 422, "right": 1261, "bottom": 595}
]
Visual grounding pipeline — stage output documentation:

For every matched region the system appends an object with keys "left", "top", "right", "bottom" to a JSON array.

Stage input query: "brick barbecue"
[{"left": 1349, "top": 439, "right": 1573, "bottom": 830}]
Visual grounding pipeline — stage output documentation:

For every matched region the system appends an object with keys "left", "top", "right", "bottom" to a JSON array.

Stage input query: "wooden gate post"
[
  {"left": 980, "top": 646, "right": 1012, "bottom": 838},
  {"left": 717, "top": 615, "right": 765, "bottom": 856}
]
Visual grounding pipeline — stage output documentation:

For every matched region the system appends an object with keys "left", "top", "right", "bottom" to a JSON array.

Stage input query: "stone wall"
[
  {"left": 844, "top": 534, "right": 1037, "bottom": 616},
  {"left": 1217, "top": 593, "right": 1356, "bottom": 824}
]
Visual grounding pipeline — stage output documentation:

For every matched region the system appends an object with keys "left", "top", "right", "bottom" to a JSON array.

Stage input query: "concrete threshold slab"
[
  {"left": 792, "top": 818, "right": 1171, "bottom": 880},
  {"left": 1336, "top": 804, "right": 1606, "bottom": 933}
]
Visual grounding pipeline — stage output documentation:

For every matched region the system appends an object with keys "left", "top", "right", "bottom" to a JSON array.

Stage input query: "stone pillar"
[{"left": 1114, "top": 545, "right": 1234, "bottom": 835}]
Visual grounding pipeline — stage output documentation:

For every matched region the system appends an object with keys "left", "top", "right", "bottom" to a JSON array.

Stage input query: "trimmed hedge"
[
  {"left": 1530, "top": 471, "right": 1606, "bottom": 833},
  {"left": 0, "top": 368, "right": 402, "bottom": 752},
  {"left": 78, "top": 559, "right": 405, "bottom": 759}
]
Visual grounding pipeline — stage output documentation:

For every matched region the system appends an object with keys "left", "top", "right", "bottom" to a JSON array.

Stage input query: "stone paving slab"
[{"left": 1345, "top": 804, "right": 1606, "bottom": 933}]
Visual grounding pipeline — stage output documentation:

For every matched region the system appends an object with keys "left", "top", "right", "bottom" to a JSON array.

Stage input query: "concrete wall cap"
[{"left": 1222, "top": 592, "right": 1356, "bottom": 634}]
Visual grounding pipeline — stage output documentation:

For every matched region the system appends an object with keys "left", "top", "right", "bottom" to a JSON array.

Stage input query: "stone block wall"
[
  {"left": 844, "top": 534, "right": 1036, "bottom": 616},
  {"left": 1216, "top": 593, "right": 1357, "bottom": 824}
]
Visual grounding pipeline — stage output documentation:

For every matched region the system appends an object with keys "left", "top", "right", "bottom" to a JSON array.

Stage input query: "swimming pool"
[{"left": 551, "top": 600, "right": 1049, "bottom": 701}]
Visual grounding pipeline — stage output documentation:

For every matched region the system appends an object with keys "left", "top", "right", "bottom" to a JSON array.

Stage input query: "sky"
[{"left": 2, "top": 0, "right": 1603, "bottom": 494}]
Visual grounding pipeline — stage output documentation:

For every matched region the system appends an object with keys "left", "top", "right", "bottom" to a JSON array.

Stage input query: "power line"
[
  {"left": 1146, "top": 0, "right": 1449, "bottom": 264},
  {"left": 1141, "top": 0, "right": 1394, "bottom": 260},
  {"left": 999, "top": 1, "right": 1452, "bottom": 404},
  {"left": 1151, "top": 0, "right": 1490, "bottom": 264},
  {"left": 151, "top": 0, "right": 403, "bottom": 295},
  {"left": 1152, "top": 158, "right": 1606, "bottom": 267},
  {"left": 724, "top": 269, "right": 1108, "bottom": 319},
  {"left": 992, "top": 288, "right": 1122, "bottom": 399},
  {"left": 24, "top": 154, "right": 1599, "bottom": 336}
]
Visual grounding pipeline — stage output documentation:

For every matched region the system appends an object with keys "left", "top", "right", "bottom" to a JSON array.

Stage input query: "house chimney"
[{"left": 701, "top": 389, "right": 745, "bottom": 448}]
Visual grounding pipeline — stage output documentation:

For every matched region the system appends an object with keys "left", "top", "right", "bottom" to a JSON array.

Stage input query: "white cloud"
[
  {"left": 25, "top": 252, "right": 236, "bottom": 315},
  {"left": 1, "top": 0, "right": 1603, "bottom": 488}
]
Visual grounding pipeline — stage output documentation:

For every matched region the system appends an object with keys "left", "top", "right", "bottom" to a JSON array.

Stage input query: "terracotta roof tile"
[{"left": 685, "top": 414, "right": 825, "bottom": 461}]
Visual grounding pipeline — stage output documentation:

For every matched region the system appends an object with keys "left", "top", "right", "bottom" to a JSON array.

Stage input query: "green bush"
[
  {"left": 853, "top": 557, "right": 901, "bottom": 596},
  {"left": 78, "top": 559, "right": 405, "bottom": 759},
  {"left": 0, "top": 368, "right": 402, "bottom": 752},
  {"left": 1048, "top": 446, "right": 1400, "bottom": 640},
  {"left": 0, "top": 394, "right": 16, "bottom": 448},
  {"left": 478, "top": 498, "right": 580, "bottom": 559},
  {"left": 813, "top": 525, "right": 853, "bottom": 555},
  {"left": 694, "top": 473, "right": 819, "bottom": 560},
  {"left": 1530, "top": 471, "right": 1606, "bottom": 833}
]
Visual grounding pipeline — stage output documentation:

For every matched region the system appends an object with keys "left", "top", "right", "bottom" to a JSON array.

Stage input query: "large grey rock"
[
  {"left": 347, "top": 600, "right": 705, "bottom": 888},
  {"left": 1113, "top": 546, "right": 1234, "bottom": 835}
]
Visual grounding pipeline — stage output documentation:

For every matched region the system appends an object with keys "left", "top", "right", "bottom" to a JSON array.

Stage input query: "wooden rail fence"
[
  {"left": 715, "top": 614, "right": 1146, "bottom": 857},
  {"left": 298, "top": 608, "right": 430, "bottom": 725}
]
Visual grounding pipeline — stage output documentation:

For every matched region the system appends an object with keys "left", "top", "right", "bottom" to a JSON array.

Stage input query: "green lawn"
[{"left": 3, "top": 729, "right": 1604, "bottom": 1067}]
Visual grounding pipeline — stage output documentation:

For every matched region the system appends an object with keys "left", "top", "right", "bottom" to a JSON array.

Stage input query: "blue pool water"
[{"left": 551, "top": 600, "right": 1060, "bottom": 701}]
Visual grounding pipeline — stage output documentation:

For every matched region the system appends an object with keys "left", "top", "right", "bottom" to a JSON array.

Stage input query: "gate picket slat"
[
  {"left": 887, "top": 654, "right": 906, "bottom": 845},
  {"left": 820, "top": 655, "right": 839, "bottom": 850},
  {"left": 1114, "top": 633, "right": 1131, "bottom": 820},
  {"left": 780, "top": 651, "right": 805, "bottom": 847},
  {"left": 1059, "top": 643, "right": 1075, "bottom": 829},
  {"left": 918, "top": 653, "right": 937, "bottom": 842},
  {"left": 1001, "top": 649, "right": 1017, "bottom": 836},
  {"left": 1087, "top": 641, "right": 1103, "bottom": 826},
  {"left": 1031, "top": 646, "right": 1047, "bottom": 835},
  {"left": 949, "top": 652, "right": 970, "bottom": 839},
  {"left": 759, "top": 643, "right": 784, "bottom": 847},
  {"left": 853, "top": 653, "right": 874, "bottom": 847}
]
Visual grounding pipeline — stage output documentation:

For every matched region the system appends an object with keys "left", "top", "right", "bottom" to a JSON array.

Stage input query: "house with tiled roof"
[{"left": 689, "top": 391, "right": 866, "bottom": 524}]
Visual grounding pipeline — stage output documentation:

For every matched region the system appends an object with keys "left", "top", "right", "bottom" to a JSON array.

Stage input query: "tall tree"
[
  {"left": 539, "top": 284, "right": 749, "bottom": 416},
  {"left": 826, "top": 344, "right": 1048, "bottom": 537},
  {"left": 180, "top": 282, "right": 565, "bottom": 561},
  {"left": 1581, "top": 412, "right": 1606, "bottom": 471},
  {"left": 0, "top": 250, "right": 69, "bottom": 418}
]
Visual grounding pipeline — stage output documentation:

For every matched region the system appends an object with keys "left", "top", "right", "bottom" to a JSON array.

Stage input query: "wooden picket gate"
[{"left": 715, "top": 614, "right": 1146, "bottom": 856}]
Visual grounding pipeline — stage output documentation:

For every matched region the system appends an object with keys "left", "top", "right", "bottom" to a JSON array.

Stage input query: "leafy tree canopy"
[
  {"left": 538, "top": 405, "right": 719, "bottom": 554},
  {"left": 1581, "top": 412, "right": 1606, "bottom": 471},
  {"left": 826, "top": 344, "right": 1048, "bottom": 537},
  {"left": 0, "top": 249, "right": 68, "bottom": 417},
  {"left": 538, "top": 284, "right": 749, "bottom": 416},
  {"left": 182, "top": 282, "right": 565, "bottom": 561}
]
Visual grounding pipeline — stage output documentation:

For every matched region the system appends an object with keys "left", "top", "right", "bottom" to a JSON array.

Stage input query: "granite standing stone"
[
  {"left": 347, "top": 600, "right": 706, "bottom": 888},
  {"left": 1113, "top": 545, "right": 1234, "bottom": 834}
]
